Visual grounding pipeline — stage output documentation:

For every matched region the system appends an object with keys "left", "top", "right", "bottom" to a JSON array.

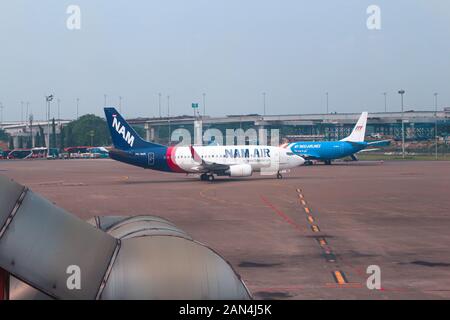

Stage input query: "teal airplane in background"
[{"left": 288, "top": 112, "right": 390, "bottom": 165}]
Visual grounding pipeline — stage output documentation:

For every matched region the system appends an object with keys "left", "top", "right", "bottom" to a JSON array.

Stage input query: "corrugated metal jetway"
[{"left": 0, "top": 175, "right": 251, "bottom": 300}]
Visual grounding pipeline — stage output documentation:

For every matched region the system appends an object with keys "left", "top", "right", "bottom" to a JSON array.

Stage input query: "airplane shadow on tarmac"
[
  {"left": 120, "top": 175, "right": 306, "bottom": 185},
  {"left": 311, "top": 161, "right": 384, "bottom": 167}
]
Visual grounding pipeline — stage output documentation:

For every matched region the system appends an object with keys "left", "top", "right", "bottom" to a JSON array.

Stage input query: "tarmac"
[{"left": 1, "top": 159, "right": 450, "bottom": 299}]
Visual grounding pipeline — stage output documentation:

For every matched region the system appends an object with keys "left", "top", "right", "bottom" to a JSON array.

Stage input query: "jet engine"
[{"left": 226, "top": 164, "right": 253, "bottom": 177}]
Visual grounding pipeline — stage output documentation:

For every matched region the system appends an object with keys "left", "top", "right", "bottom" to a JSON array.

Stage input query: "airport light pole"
[
  {"left": 119, "top": 96, "right": 122, "bottom": 113},
  {"left": 326, "top": 92, "right": 329, "bottom": 114},
  {"left": 76, "top": 98, "right": 79, "bottom": 119},
  {"left": 167, "top": 95, "right": 170, "bottom": 117},
  {"left": 383, "top": 92, "right": 387, "bottom": 112},
  {"left": 262, "top": 92, "right": 266, "bottom": 116},
  {"left": 104, "top": 94, "right": 107, "bottom": 107},
  {"left": 434, "top": 93, "right": 438, "bottom": 160},
  {"left": 29, "top": 113, "right": 33, "bottom": 147},
  {"left": 45, "top": 95, "right": 54, "bottom": 148},
  {"left": 202, "top": 93, "right": 206, "bottom": 117},
  {"left": 398, "top": 90, "right": 405, "bottom": 159},
  {"left": 26, "top": 102, "right": 29, "bottom": 126},
  {"left": 167, "top": 95, "right": 171, "bottom": 144},
  {"left": 57, "top": 98, "right": 61, "bottom": 126},
  {"left": 158, "top": 93, "right": 162, "bottom": 118},
  {"left": 89, "top": 130, "right": 94, "bottom": 147},
  {"left": 0, "top": 102, "right": 4, "bottom": 126},
  {"left": 21, "top": 101, "right": 24, "bottom": 123}
]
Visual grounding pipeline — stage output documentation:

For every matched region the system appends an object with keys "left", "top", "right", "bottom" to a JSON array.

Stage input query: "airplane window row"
[{"left": 161, "top": 154, "right": 266, "bottom": 159}]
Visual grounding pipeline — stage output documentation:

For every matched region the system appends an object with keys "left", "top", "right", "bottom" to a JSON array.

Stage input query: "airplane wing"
[
  {"left": 300, "top": 154, "right": 321, "bottom": 160},
  {"left": 190, "top": 146, "right": 230, "bottom": 173},
  {"left": 350, "top": 147, "right": 382, "bottom": 161}
]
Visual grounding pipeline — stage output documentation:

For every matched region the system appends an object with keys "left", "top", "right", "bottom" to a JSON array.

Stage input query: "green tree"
[
  {"left": 64, "top": 125, "right": 73, "bottom": 148},
  {"left": 51, "top": 118, "right": 57, "bottom": 148},
  {"left": 65, "top": 114, "right": 111, "bottom": 147},
  {"left": 38, "top": 125, "right": 46, "bottom": 147},
  {"left": 8, "top": 136, "right": 14, "bottom": 149},
  {"left": 0, "top": 128, "right": 8, "bottom": 142},
  {"left": 59, "top": 125, "right": 65, "bottom": 149},
  {"left": 26, "top": 136, "right": 32, "bottom": 149},
  {"left": 132, "top": 125, "right": 145, "bottom": 138}
]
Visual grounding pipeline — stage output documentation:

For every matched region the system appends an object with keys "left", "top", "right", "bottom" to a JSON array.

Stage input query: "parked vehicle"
[
  {"left": 7, "top": 149, "right": 32, "bottom": 159},
  {"left": 87, "top": 147, "right": 109, "bottom": 158}
]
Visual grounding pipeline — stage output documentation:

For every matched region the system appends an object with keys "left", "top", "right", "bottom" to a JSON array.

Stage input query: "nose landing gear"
[{"left": 276, "top": 171, "right": 283, "bottom": 179}]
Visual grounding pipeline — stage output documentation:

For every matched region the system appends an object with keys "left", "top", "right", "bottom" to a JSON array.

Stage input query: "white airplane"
[{"left": 105, "top": 107, "right": 305, "bottom": 181}]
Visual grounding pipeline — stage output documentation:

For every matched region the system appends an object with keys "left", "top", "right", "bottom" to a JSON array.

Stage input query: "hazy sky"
[{"left": 1, "top": 0, "right": 450, "bottom": 121}]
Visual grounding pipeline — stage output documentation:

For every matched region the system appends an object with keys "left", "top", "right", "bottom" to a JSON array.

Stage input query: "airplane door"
[
  {"left": 332, "top": 143, "right": 343, "bottom": 158},
  {"left": 271, "top": 148, "right": 280, "bottom": 170},
  {"left": 148, "top": 152, "right": 155, "bottom": 166},
  {"left": 273, "top": 148, "right": 280, "bottom": 164},
  {"left": 337, "top": 143, "right": 345, "bottom": 157}
]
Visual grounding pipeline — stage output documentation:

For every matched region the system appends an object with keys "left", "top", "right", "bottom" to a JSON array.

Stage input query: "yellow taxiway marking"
[
  {"left": 318, "top": 238, "right": 327, "bottom": 246},
  {"left": 307, "top": 216, "right": 315, "bottom": 223},
  {"left": 301, "top": 200, "right": 306, "bottom": 206},
  {"left": 333, "top": 271, "right": 347, "bottom": 285},
  {"left": 304, "top": 207, "right": 310, "bottom": 214},
  {"left": 311, "top": 225, "right": 320, "bottom": 232}
]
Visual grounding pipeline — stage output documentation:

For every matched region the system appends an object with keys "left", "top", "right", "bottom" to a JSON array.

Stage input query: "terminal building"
[
  {"left": 1, "top": 109, "right": 450, "bottom": 148},
  {"left": 0, "top": 120, "right": 70, "bottom": 149},
  {"left": 129, "top": 109, "right": 450, "bottom": 144}
]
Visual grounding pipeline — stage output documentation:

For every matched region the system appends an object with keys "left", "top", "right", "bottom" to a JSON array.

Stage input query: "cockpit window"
[{"left": 286, "top": 152, "right": 295, "bottom": 156}]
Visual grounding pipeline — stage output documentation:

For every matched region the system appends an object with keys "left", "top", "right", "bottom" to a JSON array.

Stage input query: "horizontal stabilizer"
[
  {"left": 357, "top": 148, "right": 380, "bottom": 153},
  {"left": 367, "top": 139, "right": 391, "bottom": 147}
]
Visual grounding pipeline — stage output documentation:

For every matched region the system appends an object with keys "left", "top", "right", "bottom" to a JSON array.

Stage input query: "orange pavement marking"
[{"left": 333, "top": 271, "right": 348, "bottom": 285}]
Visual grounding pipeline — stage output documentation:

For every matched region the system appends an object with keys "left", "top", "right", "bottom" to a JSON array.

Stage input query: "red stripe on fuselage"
[{"left": 165, "top": 146, "right": 186, "bottom": 173}]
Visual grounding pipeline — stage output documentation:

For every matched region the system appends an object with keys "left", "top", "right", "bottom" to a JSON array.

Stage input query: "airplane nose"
[{"left": 295, "top": 155, "right": 305, "bottom": 166}]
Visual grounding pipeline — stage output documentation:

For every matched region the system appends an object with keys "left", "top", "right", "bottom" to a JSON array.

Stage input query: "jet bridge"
[{"left": 0, "top": 175, "right": 251, "bottom": 300}]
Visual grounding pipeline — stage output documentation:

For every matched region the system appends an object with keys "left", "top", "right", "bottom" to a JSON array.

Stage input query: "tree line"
[{"left": 0, "top": 114, "right": 144, "bottom": 150}]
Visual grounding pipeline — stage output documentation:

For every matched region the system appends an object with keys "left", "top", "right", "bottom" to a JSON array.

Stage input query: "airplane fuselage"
[
  {"left": 289, "top": 141, "right": 367, "bottom": 161},
  {"left": 110, "top": 145, "right": 303, "bottom": 174}
]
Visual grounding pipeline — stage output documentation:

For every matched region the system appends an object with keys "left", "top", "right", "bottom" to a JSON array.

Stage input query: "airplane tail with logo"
[
  {"left": 341, "top": 112, "right": 368, "bottom": 143},
  {"left": 104, "top": 107, "right": 164, "bottom": 150}
]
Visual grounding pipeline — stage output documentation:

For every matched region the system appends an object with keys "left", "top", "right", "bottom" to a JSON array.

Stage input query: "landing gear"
[
  {"left": 276, "top": 171, "right": 283, "bottom": 179},
  {"left": 200, "top": 173, "right": 215, "bottom": 181},
  {"left": 324, "top": 160, "right": 332, "bottom": 165}
]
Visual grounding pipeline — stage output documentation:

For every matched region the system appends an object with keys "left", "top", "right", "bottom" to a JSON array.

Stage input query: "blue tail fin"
[{"left": 104, "top": 107, "right": 164, "bottom": 150}]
